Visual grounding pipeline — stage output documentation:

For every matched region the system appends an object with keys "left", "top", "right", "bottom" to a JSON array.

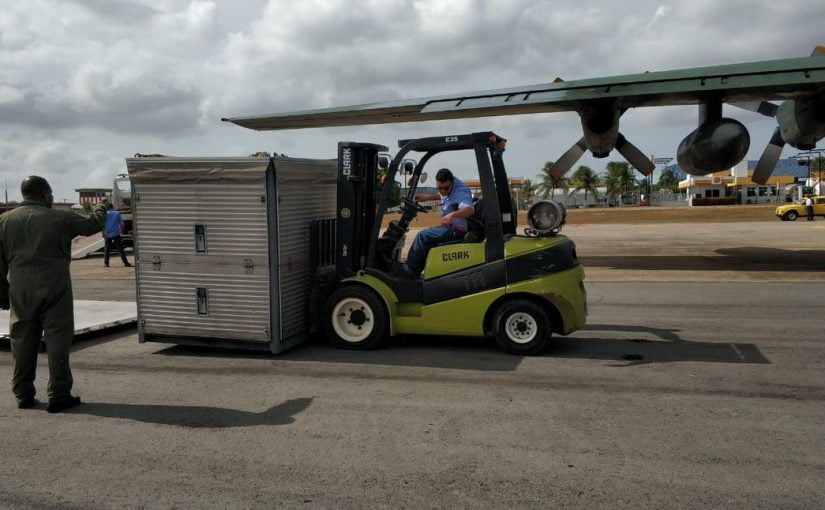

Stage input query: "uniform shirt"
[
  {"left": 0, "top": 200, "right": 106, "bottom": 319},
  {"left": 805, "top": 197, "right": 813, "bottom": 207},
  {"left": 440, "top": 177, "right": 474, "bottom": 232},
  {"left": 104, "top": 210, "right": 123, "bottom": 238}
]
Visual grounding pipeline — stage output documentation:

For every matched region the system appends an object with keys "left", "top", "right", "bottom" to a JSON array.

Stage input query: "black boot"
[{"left": 47, "top": 395, "right": 81, "bottom": 413}]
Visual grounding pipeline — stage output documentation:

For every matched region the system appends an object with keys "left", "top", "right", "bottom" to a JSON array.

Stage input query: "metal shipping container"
[{"left": 127, "top": 156, "right": 337, "bottom": 353}]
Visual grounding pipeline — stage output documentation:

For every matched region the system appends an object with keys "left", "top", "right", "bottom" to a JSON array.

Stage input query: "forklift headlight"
[{"left": 526, "top": 200, "right": 566, "bottom": 236}]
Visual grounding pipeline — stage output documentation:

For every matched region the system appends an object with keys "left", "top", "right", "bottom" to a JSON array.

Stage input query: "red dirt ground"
[{"left": 383, "top": 204, "right": 779, "bottom": 228}]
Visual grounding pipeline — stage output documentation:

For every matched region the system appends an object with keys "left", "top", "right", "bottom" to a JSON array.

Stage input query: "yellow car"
[{"left": 776, "top": 196, "right": 825, "bottom": 221}]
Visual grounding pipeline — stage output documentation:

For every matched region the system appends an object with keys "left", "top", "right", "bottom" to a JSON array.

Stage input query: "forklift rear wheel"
[
  {"left": 492, "top": 299, "right": 552, "bottom": 355},
  {"left": 323, "top": 286, "right": 388, "bottom": 350}
]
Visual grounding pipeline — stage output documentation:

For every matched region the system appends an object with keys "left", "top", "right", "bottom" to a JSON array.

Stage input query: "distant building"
[
  {"left": 0, "top": 202, "right": 20, "bottom": 215},
  {"left": 672, "top": 159, "right": 816, "bottom": 205},
  {"left": 75, "top": 188, "right": 111, "bottom": 206}
]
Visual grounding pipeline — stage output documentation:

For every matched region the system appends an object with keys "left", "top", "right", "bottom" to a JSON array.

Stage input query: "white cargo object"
[
  {"left": 127, "top": 156, "right": 336, "bottom": 353},
  {"left": 0, "top": 300, "right": 136, "bottom": 340}
]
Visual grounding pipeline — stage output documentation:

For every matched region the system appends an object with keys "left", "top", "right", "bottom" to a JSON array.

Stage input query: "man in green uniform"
[{"left": 0, "top": 176, "right": 107, "bottom": 412}]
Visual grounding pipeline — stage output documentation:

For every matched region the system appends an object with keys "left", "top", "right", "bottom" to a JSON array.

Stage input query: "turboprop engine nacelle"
[
  {"left": 777, "top": 96, "right": 825, "bottom": 150},
  {"left": 676, "top": 118, "right": 750, "bottom": 176}
]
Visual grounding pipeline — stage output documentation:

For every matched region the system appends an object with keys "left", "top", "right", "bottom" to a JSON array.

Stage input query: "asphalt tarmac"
[{"left": 1, "top": 220, "right": 823, "bottom": 508}]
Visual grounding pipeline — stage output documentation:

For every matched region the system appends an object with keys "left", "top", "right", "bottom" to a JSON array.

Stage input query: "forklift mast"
[{"left": 336, "top": 141, "right": 389, "bottom": 275}]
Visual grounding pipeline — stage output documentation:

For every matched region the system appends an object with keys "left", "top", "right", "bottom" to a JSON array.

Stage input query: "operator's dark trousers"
[
  {"left": 10, "top": 283, "right": 75, "bottom": 403},
  {"left": 806, "top": 206, "right": 814, "bottom": 221},
  {"left": 406, "top": 226, "right": 465, "bottom": 276},
  {"left": 104, "top": 235, "right": 129, "bottom": 266}
]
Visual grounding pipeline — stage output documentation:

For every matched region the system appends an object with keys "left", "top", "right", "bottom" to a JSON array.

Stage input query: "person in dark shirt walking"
[{"left": 103, "top": 202, "right": 131, "bottom": 267}]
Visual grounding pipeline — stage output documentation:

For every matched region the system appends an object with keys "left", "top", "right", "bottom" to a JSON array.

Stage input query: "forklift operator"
[{"left": 404, "top": 168, "right": 474, "bottom": 278}]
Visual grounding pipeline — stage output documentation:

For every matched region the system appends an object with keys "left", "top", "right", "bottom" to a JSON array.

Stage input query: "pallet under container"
[{"left": 126, "top": 156, "right": 337, "bottom": 353}]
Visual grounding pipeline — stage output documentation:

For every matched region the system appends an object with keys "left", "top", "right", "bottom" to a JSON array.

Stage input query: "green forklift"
[{"left": 311, "top": 131, "right": 586, "bottom": 355}]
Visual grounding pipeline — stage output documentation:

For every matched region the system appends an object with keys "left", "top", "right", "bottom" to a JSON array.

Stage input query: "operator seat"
[
  {"left": 435, "top": 199, "right": 486, "bottom": 247},
  {"left": 463, "top": 198, "right": 486, "bottom": 243}
]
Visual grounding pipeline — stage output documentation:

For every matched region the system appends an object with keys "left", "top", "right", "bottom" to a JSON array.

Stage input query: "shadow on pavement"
[
  {"left": 552, "top": 322, "right": 770, "bottom": 366},
  {"left": 66, "top": 397, "right": 313, "bottom": 428},
  {"left": 157, "top": 336, "right": 525, "bottom": 372},
  {"left": 581, "top": 247, "right": 825, "bottom": 272},
  {"left": 584, "top": 323, "right": 685, "bottom": 342},
  {"left": 155, "top": 324, "right": 769, "bottom": 370}
]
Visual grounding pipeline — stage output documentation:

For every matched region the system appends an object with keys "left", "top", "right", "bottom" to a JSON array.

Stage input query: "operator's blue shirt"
[
  {"left": 440, "top": 178, "right": 474, "bottom": 232},
  {"left": 103, "top": 210, "right": 123, "bottom": 238}
]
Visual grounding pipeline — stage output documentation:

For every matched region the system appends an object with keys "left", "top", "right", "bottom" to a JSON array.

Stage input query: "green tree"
[
  {"left": 519, "top": 178, "right": 537, "bottom": 207},
  {"left": 657, "top": 167, "right": 680, "bottom": 192},
  {"left": 536, "top": 161, "right": 570, "bottom": 200},
  {"left": 571, "top": 165, "right": 600, "bottom": 205},
  {"left": 604, "top": 161, "right": 637, "bottom": 205},
  {"left": 81, "top": 203, "right": 93, "bottom": 215},
  {"left": 376, "top": 169, "right": 400, "bottom": 207}
]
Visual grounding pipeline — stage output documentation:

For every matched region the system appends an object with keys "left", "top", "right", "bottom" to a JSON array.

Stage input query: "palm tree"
[
  {"left": 604, "top": 161, "right": 637, "bottom": 205},
  {"left": 571, "top": 165, "right": 600, "bottom": 206},
  {"left": 536, "top": 161, "right": 570, "bottom": 200},
  {"left": 519, "top": 178, "right": 537, "bottom": 208}
]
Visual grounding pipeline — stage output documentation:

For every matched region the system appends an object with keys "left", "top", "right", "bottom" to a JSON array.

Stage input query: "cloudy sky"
[{"left": 1, "top": 0, "right": 823, "bottom": 202}]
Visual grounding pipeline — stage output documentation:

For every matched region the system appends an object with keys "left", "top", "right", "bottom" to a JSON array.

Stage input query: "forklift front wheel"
[
  {"left": 323, "top": 286, "right": 388, "bottom": 350},
  {"left": 492, "top": 299, "right": 552, "bottom": 355}
]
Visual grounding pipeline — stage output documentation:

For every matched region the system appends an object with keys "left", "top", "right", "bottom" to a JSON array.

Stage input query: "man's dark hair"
[
  {"left": 435, "top": 168, "right": 454, "bottom": 183},
  {"left": 21, "top": 176, "right": 52, "bottom": 199},
  {"left": 106, "top": 202, "right": 114, "bottom": 210}
]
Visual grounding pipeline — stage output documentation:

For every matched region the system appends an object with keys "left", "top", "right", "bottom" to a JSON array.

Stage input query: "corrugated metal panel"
[
  {"left": 133, "top": 180, "right": 271, "bottom": 343},
  {"left": 274, "top": 161, "right": 337, "bottom": 340},
  {"left": 138, "top": 270, "right": 270, "bottom": 341},
  {"left": 135, "top": 184, "right": 268, "bottom": 256}
]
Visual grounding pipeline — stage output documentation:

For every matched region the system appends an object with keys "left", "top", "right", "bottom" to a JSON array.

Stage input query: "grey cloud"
[
  {"left": 65, "top": 0, "right": 159, "bottom": 22},
  {"left": 0, "top": 77, "right": 204, "bottom": 136}
]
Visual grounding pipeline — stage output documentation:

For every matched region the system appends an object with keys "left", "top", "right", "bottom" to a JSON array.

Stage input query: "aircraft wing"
[{"left": 223, "top": 54, "right": 825, "bottom": 131}]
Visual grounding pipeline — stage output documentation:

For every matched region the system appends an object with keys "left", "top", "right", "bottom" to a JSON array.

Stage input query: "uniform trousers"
[{"left": 10, "top": 283, "right": 74, "bottom": 402}]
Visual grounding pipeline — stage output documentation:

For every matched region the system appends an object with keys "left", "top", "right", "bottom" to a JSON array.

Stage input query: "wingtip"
[{"left": 813, "top": 45, "right": 825, "bottom": 56}]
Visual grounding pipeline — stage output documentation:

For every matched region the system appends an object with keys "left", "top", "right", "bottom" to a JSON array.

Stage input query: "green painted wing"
[{"left": 224, "top": 54, "right": 825, "bottom": 131}]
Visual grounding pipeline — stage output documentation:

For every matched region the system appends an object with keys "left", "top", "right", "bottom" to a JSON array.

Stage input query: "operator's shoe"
[
  {"left": 124, "top": 262, "right": 132, "bottom": 267},
  {"left": 390, "top": 263, "right": 417, "bottom": 279},
  {"left": 17, "top": 395, "right": 36, "bottom": 409},
  {"left": 46, "top": 395, "right": 81, "bottom": 413}
]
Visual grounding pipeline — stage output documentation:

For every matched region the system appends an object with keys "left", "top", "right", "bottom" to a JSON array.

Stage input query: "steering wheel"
[{"left": 401, "top": 196, "right": 428, "bottom": 213}]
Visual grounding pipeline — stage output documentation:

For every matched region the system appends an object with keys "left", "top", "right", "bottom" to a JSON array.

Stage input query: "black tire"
[
  {"left": 785, "top": 210, "right": 798, "bottom": 221},
  {"left": 492, "top": 299, "right": 553, "bottom": 355},
  {"left": 322, "top": 285, "right": 388, "bottom": 350}
]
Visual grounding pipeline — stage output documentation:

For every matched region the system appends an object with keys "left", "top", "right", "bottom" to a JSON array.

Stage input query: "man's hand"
[{"left": 440, "top": 213, "right": 453, "bottom": 227}]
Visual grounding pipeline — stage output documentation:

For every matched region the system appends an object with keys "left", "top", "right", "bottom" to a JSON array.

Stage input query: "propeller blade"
[
  {"left": 752, "top": 127, "right": 785, "bottom": 184},
  {"left": 615, "top": 133, "right": 656, "bottom": 175},
  {"left": 550, "top": 137, "right": 587, "bottom": 178},
  {"left": 730, "top": 101, "right": 778, "bottom": 117}
]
